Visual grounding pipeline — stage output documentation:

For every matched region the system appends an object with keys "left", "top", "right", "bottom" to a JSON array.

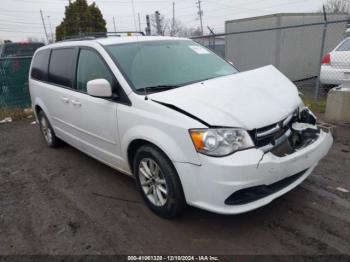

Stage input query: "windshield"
[{"left": 106, "top": 40, "right": 238, "bottom": 92}]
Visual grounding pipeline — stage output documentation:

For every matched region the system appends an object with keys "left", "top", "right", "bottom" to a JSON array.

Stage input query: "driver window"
[{"left": 76, "top": 49, "right": 114, "bottom": 92}]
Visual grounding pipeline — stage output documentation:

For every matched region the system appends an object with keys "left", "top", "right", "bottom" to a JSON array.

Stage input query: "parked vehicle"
[
  {"left": 29, "top": 35, "right": 333, "bottom": 218},
  {"left": 0, "top": 42, "right": 44, "bottom": 58},
  {"left": 320, "top": 37, "right": 350, "bottom": 89}
]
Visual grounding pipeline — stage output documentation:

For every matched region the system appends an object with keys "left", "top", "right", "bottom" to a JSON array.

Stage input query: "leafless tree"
[
  {"left": 324, "top": 0, "right": 350, "bottom": 13},
  {"left": 169, "top": 19, "right": 202, "bottom": 37},
  {"left": 150, "top": 13, "right": 170, "bottom": 36},
  {"left": 148, "top": 13, "right": 202, "bottom": 37}
]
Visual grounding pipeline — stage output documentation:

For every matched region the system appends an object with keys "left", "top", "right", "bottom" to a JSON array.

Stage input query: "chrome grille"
[{"left": 250, "top": 111, "right": 297, "bottom": 152}]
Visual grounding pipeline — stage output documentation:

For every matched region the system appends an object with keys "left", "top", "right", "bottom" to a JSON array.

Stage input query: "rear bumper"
[
  {"left": 174, "top": 130, "right": 333, "bottom": 215},
  {"left": 320, "top": 65, "right": 350, "bottom": 85}
]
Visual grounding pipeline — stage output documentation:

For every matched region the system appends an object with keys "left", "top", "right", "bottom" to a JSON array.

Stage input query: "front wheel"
[
  {"left": 38, "top": 111, "right": 60, "bottom": 148},
  {"left": 133, "top": 145, "right": 186, "bottom": 218}
]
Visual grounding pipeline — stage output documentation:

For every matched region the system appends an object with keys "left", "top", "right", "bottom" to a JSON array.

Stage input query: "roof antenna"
[{"left": 144, "top": 87, "right": 148, "bottom": 100}]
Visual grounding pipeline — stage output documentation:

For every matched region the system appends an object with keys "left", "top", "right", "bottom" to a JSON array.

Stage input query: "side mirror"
[{"left": 87, "top": 79, "right": 112, "bottom": 98}]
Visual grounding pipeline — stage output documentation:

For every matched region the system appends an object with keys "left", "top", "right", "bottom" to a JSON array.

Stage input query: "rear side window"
[
  {"left": 48, "top": 48, "right": 75, "bottom": 87},
  {"left": 337, "top": 39, "right": 350, "bottom": 51},
  {"left": 76, "top": 49, "right": 114, "bottom": 92},
  {"left": 31, "top": 49, "right": 50, "bottom": 81}
]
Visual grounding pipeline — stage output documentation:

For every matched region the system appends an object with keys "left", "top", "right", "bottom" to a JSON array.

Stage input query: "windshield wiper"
[{"left": 138, "top": 85, "right": 181, "bottom": 93}]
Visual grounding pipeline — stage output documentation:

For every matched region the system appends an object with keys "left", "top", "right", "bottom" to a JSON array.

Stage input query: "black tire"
[
  {"left": 37, "top": 111, "right": 61, "bottom": 148},
  {"left": 321, "top": 84, "right": 335, "bottom": 94},
  {"left": 133, "top": 144, "right": 186, "bottom": 218}
]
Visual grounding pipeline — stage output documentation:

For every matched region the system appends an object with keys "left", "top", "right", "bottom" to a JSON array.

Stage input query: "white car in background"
[
  {"left": 29, "top": 35, "right": 333, "bottom": 218},
  {"left": 320, "top": 37, "right": 350, "bottom": 88}
]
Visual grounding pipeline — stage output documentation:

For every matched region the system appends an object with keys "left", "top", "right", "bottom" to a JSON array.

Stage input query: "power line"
[
  {"left": 7, "top": 0, "right": 170, "bottom": 3},
  {"left": 175, "top": 0, "right": 315, "bottom": 24},
  {"left": 0, "top": 29, "right": 44, "bottom": 33}
]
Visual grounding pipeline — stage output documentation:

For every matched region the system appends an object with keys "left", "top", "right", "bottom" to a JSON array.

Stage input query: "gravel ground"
[{"left": 0, "top": 118, "right": 349, "bottom": 255}]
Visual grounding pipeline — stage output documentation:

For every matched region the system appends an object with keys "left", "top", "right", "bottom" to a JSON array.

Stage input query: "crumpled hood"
[{"left": 149, "top": 65, "right": 301, "bottom": 130}]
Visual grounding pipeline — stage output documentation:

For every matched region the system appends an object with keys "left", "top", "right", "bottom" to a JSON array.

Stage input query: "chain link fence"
[
  {"left": 0, "top": 56, "right": 32, "bottom": 109},
  {"left": 192, "top": 14, "right": 350, "bottom": 102},
  {"left": 1, "top": 15, "right": 350, "bottom": 110},
  {"left": 319, "top": 31, "right": 350, "bottom": 90}
]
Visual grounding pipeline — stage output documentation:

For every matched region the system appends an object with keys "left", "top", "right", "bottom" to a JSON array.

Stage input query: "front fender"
[{"left": 121, "top": 124, "right": 201, "bottom": 167}]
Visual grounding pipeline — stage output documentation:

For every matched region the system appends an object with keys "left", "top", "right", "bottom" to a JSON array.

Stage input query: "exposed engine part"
[
  {"left": 289, "top": 122, "right": 320, "bottom": 149},
  {"left": 270, "top": 113, "right": 320, "bottom": 157},
  {"left": 291, "top": 122, "right": 318, "bottom": 132},
  {"left": 300, "top": 108, "right": 317, "bottom": 125}
]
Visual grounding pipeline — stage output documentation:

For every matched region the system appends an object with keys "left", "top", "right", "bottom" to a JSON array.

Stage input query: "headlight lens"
[{"left": 189, "top": 128, "right": 255, "bottom": 156}]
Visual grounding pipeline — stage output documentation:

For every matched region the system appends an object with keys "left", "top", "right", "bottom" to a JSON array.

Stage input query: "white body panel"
[
  {"left": 149, "top": 65, "right": 301, "bottom": 130},
  {"left": 320, "top": 37, "right": 350, "bottom": 85},
  {"left": 29, "top": 37, "right": 333, "bottom": 215}
]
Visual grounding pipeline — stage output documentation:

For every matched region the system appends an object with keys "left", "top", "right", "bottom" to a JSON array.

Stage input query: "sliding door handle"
[
  {"left": 71, "top": 100, "right": 82, "bottom": 107},
  {"left": 60, "top": 97, "right": 69, "bottom": 104}
]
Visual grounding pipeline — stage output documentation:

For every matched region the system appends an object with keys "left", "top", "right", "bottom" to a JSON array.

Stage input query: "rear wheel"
[
  {"left": 133, "top": 145, "right": 186, "bottom": 218},
  {"left": 321, "top": 84, "right": 336, "bottom": 94},
  {"left": 38, "top": 111, "right": 60, "bottom": 148}
]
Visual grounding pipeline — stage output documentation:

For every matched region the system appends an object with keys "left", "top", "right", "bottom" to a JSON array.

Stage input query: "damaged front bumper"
[{"left": 173, "top": 129, "right": 333, "bottom": 215}]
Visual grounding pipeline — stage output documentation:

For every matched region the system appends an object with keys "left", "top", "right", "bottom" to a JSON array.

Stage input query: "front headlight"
[{"left": 189, "top": 128, "right": 255, "bottom": 157}]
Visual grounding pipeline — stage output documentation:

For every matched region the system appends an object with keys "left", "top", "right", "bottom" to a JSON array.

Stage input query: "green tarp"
[{"left": 0, "top": 56, "right": 32, "bottom": 108}]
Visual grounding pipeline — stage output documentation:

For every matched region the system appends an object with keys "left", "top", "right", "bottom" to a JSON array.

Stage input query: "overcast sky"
[{"left": 0, "top": 0, "right": 326, "bottom": 42}]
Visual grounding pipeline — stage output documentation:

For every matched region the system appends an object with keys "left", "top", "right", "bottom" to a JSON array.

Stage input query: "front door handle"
[
  {"left": 61, "top": 97, "right": 69, "bottom": 104},
  {"left": 71, "top": 100, "right": 82, "bottom": 107}
]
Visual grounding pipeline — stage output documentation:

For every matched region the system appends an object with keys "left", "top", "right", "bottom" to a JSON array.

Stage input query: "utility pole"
[
  {"left": 145, "top": 14, "right": 151, "bottom": 35},
  {"left": 40, "top": 10, "right": 49, "bottom": 44},
  {"left": 172, "top": 2, "right": 175, "bottom": 36},
  {"left": 155, "top": 11, "right": 161, "bottom": 35},
  {"left": 47, "top": 16, "right": 53, "bottom": 43},
  {"left": 138, "top": 13, "right": 141, "bottom": 32},
  {"left": 131, "top": 0, "right": 137, "bottom": 31},
  {"left": 316, "top": 5, "right": 328, "bottom": 100},
  {"left": 207, "top": 26, "right": 215, "bottom": 49},
  {"left": 113, "top": 16, "right": 117, "bottom": 32},
  {"left": 196, "top": 0, "right": 204, "bottom": 36}
]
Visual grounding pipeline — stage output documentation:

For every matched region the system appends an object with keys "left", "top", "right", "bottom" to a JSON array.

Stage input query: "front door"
[{"left": 65, "top": 48, "right": 122, "bottom": 168}]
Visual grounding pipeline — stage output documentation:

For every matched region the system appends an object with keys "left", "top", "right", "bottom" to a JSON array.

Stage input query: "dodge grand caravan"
[{"left": 29, "top": 36, "right": 333, "bottom": 218}]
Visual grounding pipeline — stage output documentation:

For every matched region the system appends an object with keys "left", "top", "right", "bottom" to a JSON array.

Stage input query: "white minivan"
[{"left": 29, "top": 35, "right": 333, "bottom": 218}]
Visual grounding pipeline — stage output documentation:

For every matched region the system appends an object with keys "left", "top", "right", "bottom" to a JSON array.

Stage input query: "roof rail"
[{"left": 60, "top": 31, "right": 145, "bottom": 42}]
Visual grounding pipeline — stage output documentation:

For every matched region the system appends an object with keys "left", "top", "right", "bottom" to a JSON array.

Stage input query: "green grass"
[{"left": 303, "top": 97, "right": 327, "bottom": 114}]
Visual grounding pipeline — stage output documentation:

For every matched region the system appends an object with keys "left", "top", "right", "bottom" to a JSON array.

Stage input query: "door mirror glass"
[{"left": 87, "top": 79, "right": 112, "bottom": 98}]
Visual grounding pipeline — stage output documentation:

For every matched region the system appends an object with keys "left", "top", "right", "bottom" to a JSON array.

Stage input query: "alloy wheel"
[
  {"left": 40, "top": 117, "right": 53, "bottom": 144},
  {"left": 138, "top": 158, "right": 168, "bottom": 207}
]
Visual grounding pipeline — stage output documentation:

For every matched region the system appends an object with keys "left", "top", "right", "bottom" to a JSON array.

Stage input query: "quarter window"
[
  {"left": 31, "top": 49, "right": 50, "bottom": 81},
  {"left": 76, "top": 49, "right": 114, "bottom": 92},
  {"left": 48, "top": 48, "right": 75, "bottom": 87}
]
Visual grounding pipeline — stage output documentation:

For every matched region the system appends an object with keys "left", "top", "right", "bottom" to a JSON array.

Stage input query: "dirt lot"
[{"left": 0, "top": 118, "right": 350, "bottom": 255}]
